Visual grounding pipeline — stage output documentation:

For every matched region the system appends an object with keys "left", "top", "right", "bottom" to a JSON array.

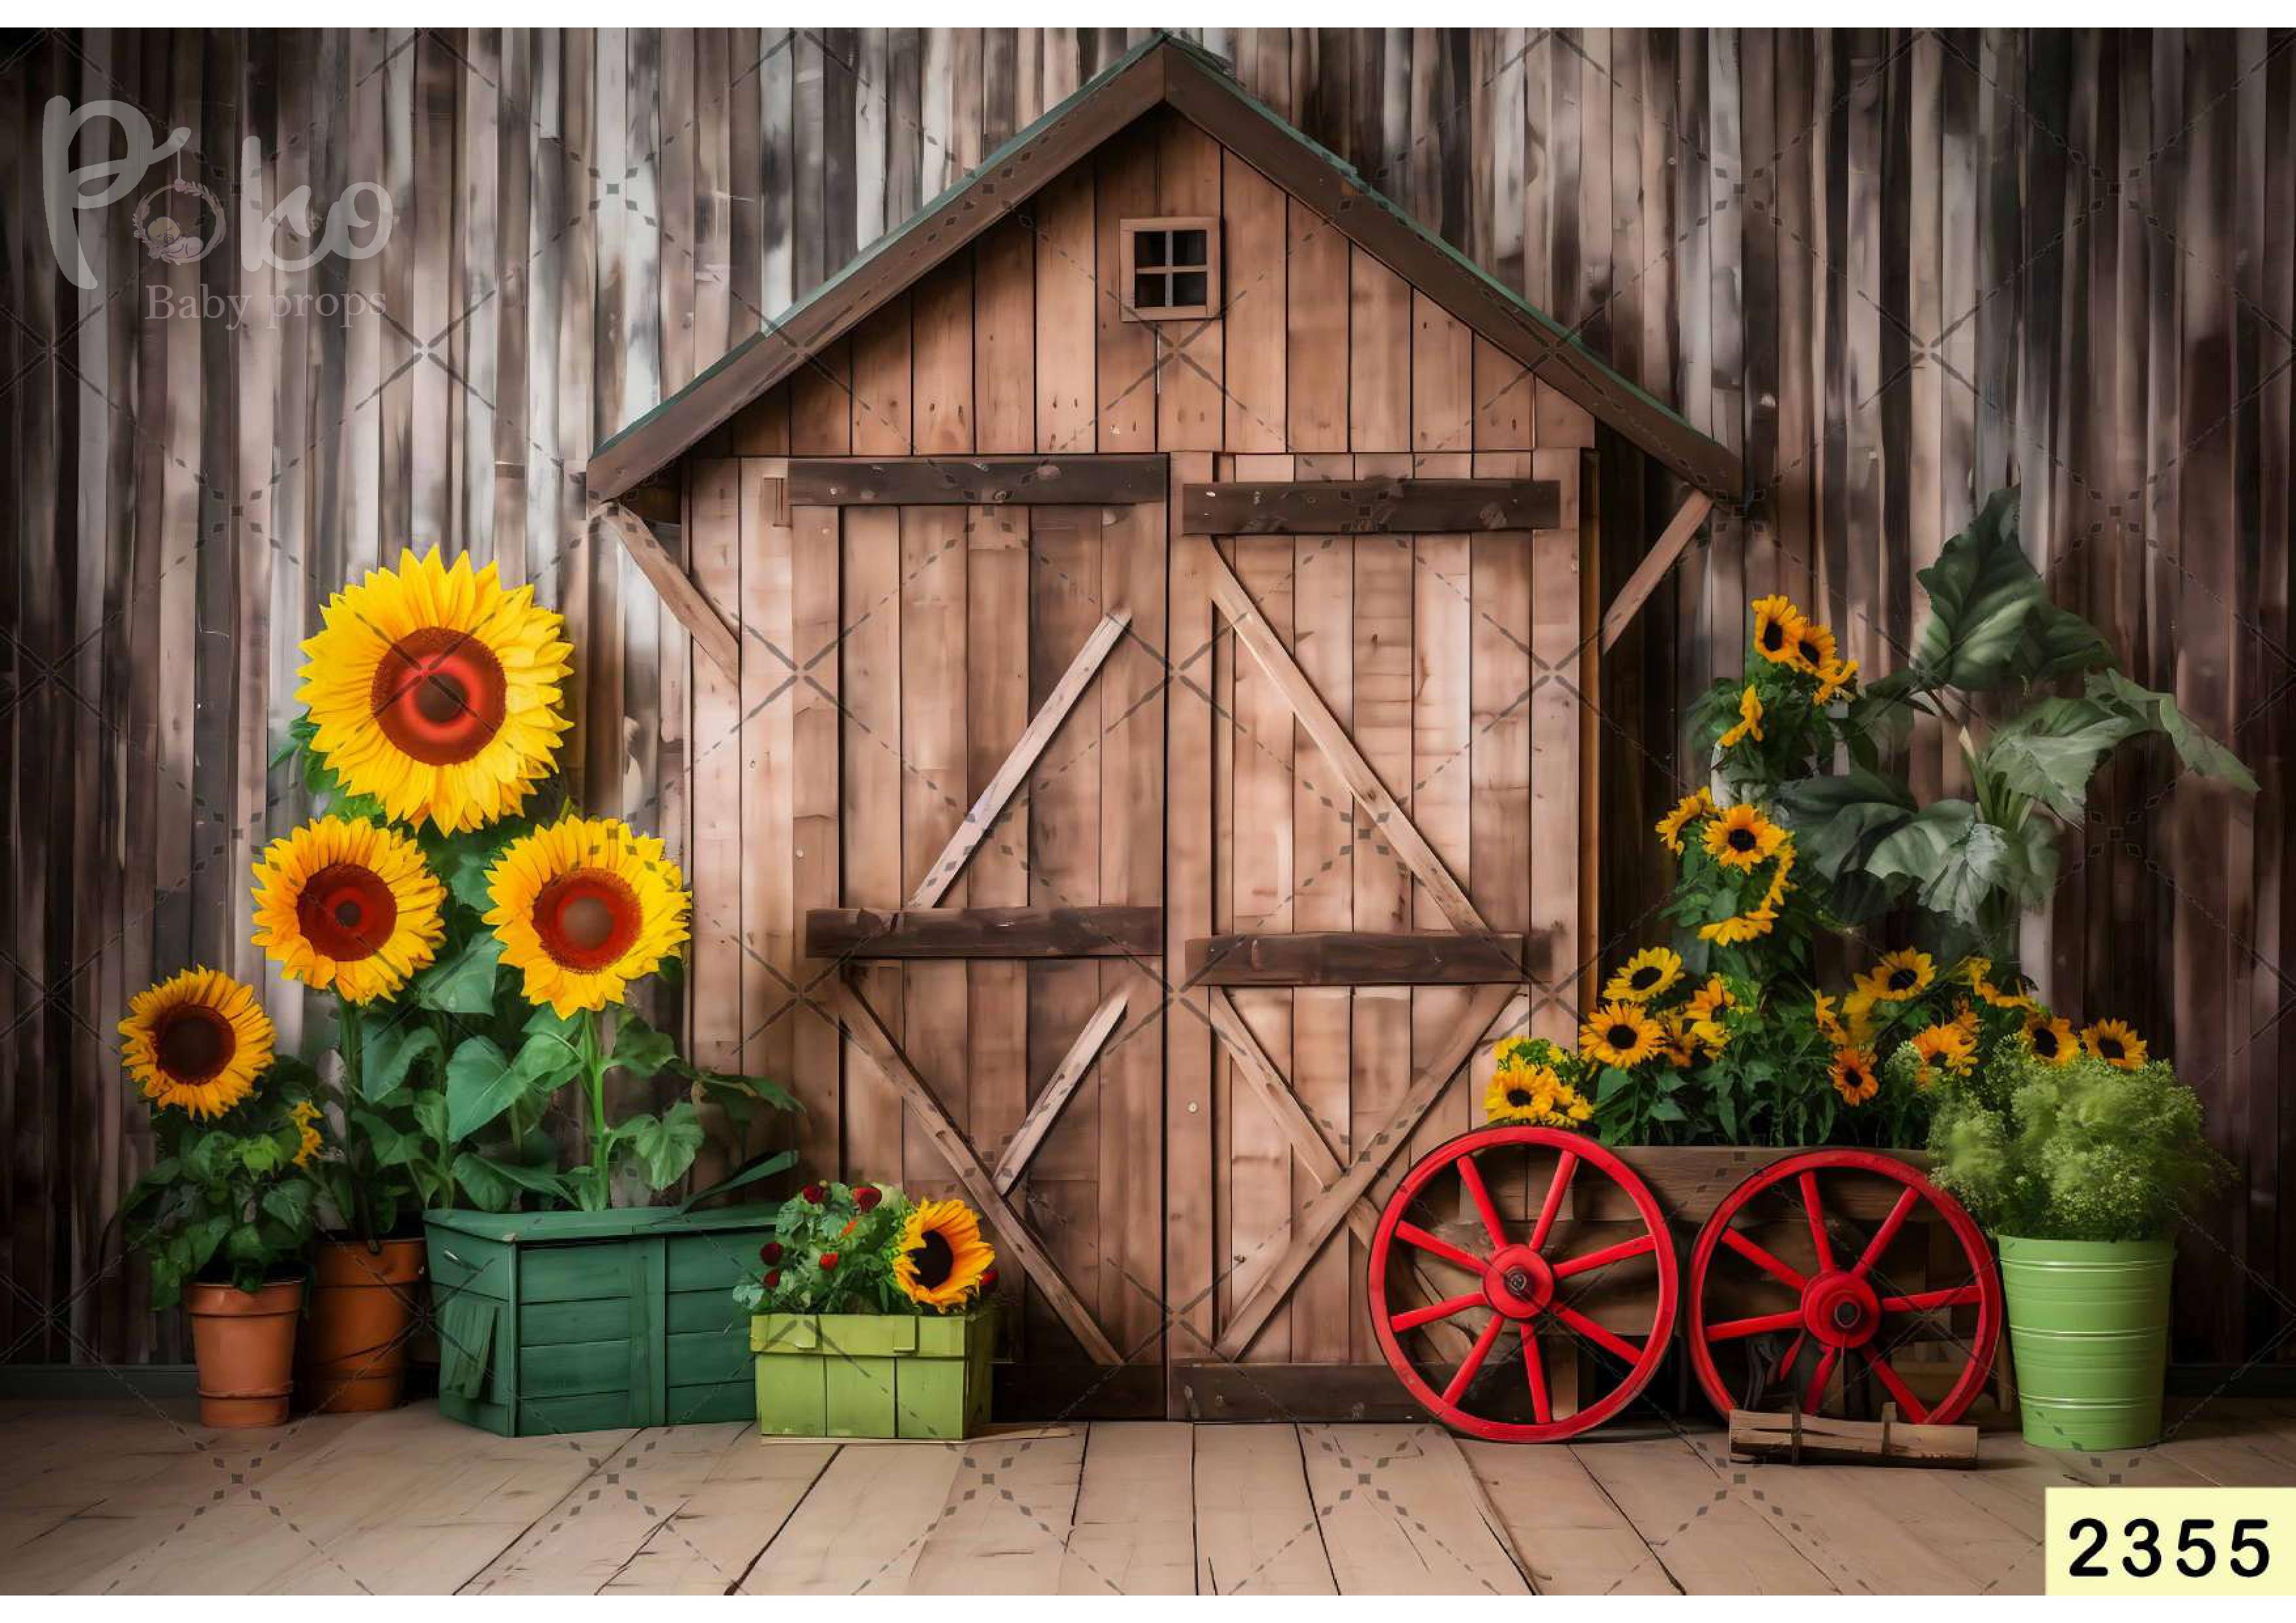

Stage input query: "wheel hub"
[
  {"left": 1483, "top": 1245, "right": 1555, "bottom": 1319},
  {"left": 1800, "top": 1270, "right": 1881, "bottom": 1347}
]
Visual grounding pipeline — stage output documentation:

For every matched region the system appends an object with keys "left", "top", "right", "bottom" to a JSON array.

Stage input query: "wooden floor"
[{"left": 4, "top": 1397, "right": 2293, "bottom": 1594}]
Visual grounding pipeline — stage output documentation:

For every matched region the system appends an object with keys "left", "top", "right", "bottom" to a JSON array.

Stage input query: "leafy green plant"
[
  {"left": 1927, "top": 1045, "right": 2229, "bottom": 1241},
  {"left": 732, "top": 1181, "right": 995, "bottom": 1316}
]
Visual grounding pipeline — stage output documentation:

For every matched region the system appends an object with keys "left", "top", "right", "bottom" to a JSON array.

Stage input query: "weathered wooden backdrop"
[{"left": 3, "top": 27, "right": 2289, "bottom": 1368}]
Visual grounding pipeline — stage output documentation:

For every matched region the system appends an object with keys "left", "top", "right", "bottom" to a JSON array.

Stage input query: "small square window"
[{"left": 1120, "top": 216, "right": 1219, "bottom": 321}]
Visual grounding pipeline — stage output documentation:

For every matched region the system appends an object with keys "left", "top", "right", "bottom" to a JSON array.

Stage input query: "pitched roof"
[{"left": 587, "top": 32, "right": 1740, "bottom": 501}]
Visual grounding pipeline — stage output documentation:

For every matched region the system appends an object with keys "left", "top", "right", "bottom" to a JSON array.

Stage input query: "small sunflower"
[
  {"left": 1814, "top": 991, "right": 1848, "bottom": 1046},
  {"left": 1717, "top": 685, "right": 1766, "bottom": 749},
  {"left": 486, "top": 815, "right": 693, "bottom": 1016},
  {"left": 1830, "top": 1047, "right": 1880, "bottom": 1105},
  {"left": 296, "top": 547, "right": 574, "bottom": 832},
  {"left": 1703, "top": 803, "right": 1784, "bottom": 871},
  {"left": 251, "top": 816, "right": 447, "bottom": 1003},
  {"left": 1752, "top": 594, "right": 1805, "bottom": 666},
  {"left": 1814, "top": 657, "right": 1860, "bottom": 705},
  {"left": 1699, "top": 906, "right": 1777, "bottom": 946},
  {"left": 1485, "top": 1065, "right": 1556, "bottom": 1125},
  {"left": 1757, "top": 844, "right": 1797, "bottom": 911},
  {"left": 1854, "top": 948, "right": 1935, "bottom": 1004},
  {"left": 1659, "top": 1012, "right": 1697, "bottom": 1068},
  {"left": 2024, "top": 1013, "right": 2078, "bottom": 1065},
  {"left": 1580, "top": 1000, "right": 1663, "bottom": 1068},
  {"left": 1604, "top": 946, "right": 1685, "bottom": 1004},
  {"left": 2081, "top": 1019, "right": 2147, "bottom": 1071},
  {"left": 291, "top": 1099, "right": 324, "bottom": 1168},
  {"left": 1791, "top": 618, "right": 1839, "bottom": 673},
  {"left": 1687, "top": 1016, "right": 1731, "bottom": 1056},
  {"left": 120, "top": 968, "right": 276, "bottom": 1120},
  {"left": 1655, "top": 787, "right": 1718, "bottom": 853},
  {"left": 1685, "top": 976, "right": 1735, "bottom": 1024},
  {"left": 1962, "top": 957, "right": 2032, "bottom": 1011},
  {"left": 1909, "top": 1022, "right": 1977, "bottom": 1084},
  {"left": 894, "top": 1198, "right": 995, "bottom": 1308}
]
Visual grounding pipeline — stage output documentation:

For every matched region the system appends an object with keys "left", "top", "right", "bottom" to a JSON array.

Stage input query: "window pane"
[
  {"left": 1134, "top": 230, "right": 1167, "bottom": 268},
  {"left": 1171, "top": 228, "right": 1208, "bottom": 266},
  {"left": 1171, "top": 271, "right": 1208, "bottom": 308},
  {"left": 1134, "top": 270, "right": 1167, "bottom": 310}
]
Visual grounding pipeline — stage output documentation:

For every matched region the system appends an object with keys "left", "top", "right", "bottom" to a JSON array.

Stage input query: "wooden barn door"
[
  {"left": 1163, "top": 450, "right": 1595, "bottom": 1419},
  {"left": 777, "top": 455, "right": 1171, "bottom": 1417}
]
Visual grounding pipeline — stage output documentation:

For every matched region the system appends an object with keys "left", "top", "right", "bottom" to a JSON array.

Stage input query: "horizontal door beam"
[
  {"left": 788, "top": 455, "right": 1169, "bottom": 507},
  {"left": 1181, "top": 477, "right": 1560, "bottom": 535},
  {"left": 805, "top": 905, "right": 1163, "bottom": 960},
  {"left": 1186, "top": 931, "right": 1526, "bottom": 986}
]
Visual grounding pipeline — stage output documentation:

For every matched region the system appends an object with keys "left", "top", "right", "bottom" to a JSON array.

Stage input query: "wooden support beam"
[
  {"left": 832, "top": 980, "right": 1124, "bottom": 1364},
  {"left": 906, "top": 610, "right": 1131, "bottom": 907},
  {"left": 1205, "top": 552, "right": 1491, "bottom": 935},
  {"left": 1216, "top": 986, "right": 1519, "bottom": 1359},
  {"left": 807, "top": 905, "right": 1161, "bottom": 960},
  {"left": 1186, "top": 930, "right": 1527, "bottom": 986},
  {"left": 1182, "top": 478, "right": 1560, "bottom": 535},
  {"left": 789, "top": 455, "right": 1169, "bottom": 507},
  {"left": 991, "top": 989, "right": 1129, "bottom": 1194},
  {"left": 1727, "top": 1406, "right": 1979, "bottom": 1467},
  {"left": 595, "top": 500, "right": 740, "bottom": 678},
  {"left": 1598, "top": 490, "right": 1715, "bottom": 652}
]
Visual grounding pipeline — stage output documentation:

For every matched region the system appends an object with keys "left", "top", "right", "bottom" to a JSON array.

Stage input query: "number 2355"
[{"left": 2068, "top": 1516, "right": 2272, "bottom": 1580}]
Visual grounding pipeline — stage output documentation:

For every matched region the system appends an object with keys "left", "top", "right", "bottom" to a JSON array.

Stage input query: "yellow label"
[{"left": 2047, "top": 1488, "right": 2296, "bottom": 1594}]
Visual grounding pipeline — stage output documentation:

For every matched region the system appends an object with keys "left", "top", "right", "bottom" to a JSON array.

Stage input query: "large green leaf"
[
  {"left": 444, "top": 1029, "right": 584, "bottom": 1142},
  {"left": 609, "top": 1012, "right": 678, "bottom": 1082},
  {"left": 1775, "top": 767, "right": 1918, "bottom": 882},
  {"left": 621, "top": 1102, "right": 706, "bottom": 1190},
  {"left": 1863, "top": 800, "right": 2012, "bottom": 927},
  {"left": 1981, "top": 698, "right": 2143, "bottom": 821},
  {"left": 2087, "top": 669, "right": 2259, "bottom": 793},
  {"left": 351, "top": 1108, "right": 424, "bottom": 1169},
  {"left": 413, "top": 931, "right": 504, "bottom": 1015},
  {"left": 357, "top": 1018, "right": 442, "bottom": 1102},
  {"left": 1911, "top": 490, "right": 2113, "bottom": 691},
  {"left": 452, "top": 1152, "right": 570, "bottom": 1211}
]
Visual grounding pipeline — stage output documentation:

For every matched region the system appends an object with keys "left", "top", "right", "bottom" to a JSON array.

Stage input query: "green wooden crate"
[
  {"left": 425, "top": 1205, "right": 772, "bottom": 1437},
  {"left": 751, "top": 1309, "right": 993, "bottom": 1440}
]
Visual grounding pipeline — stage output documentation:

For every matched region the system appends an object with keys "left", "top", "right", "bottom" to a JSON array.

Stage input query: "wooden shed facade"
[{"left": 592, "top": 33, "right": 1736, "bottom": 1418}]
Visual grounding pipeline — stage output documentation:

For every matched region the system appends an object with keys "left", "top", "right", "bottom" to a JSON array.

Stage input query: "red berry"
[
  {"left": 854, "top": 1186, "right": 883, "bottom": 1211},
  {"left": 981, "top": 1268, "right": 998, "bottom": 1291},
  {"left": 819, "top": 1251, "right": 839, "bottom": 1270},
  {"left": 759, "top": 1241, "right": 783, "bottom": 1264},
  {"left": 764, "top": 1269, "right": 781, "bottom": 1287},
  {"left": 803, "top": 1183, "right": 826, "bottom": 1204}
]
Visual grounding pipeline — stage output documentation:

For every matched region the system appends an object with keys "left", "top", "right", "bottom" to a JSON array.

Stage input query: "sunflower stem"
[
  {"left": 339, "top": 997, "right": 377, "bottom": 1245},
  {"left": 584, "top": 1009, "right": 610, "bottom": 1211}
]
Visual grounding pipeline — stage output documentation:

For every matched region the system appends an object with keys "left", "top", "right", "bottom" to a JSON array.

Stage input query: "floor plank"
[
  {"left": 1298, "top": 1424, "right": 1531, "bottom": 1594},
  {"left": 604, "top": 1436, "right": 839, "bottom": 1594},
  {"left": 1057, "top": 1422, "right": 1197, "bottom": 1594},
  {"left": 1569, "top": 1427, "right": 1836, "bottom": 1594},
  {"left": 1459, "top": 1436, "right": 1678, "bottom": 1594},
  {"left": 1192, "top": 1425, "right": 1336, "bottom": 1594},
  {"left": 736, "top": 1440, "right": 962, "bottom": 1594},
  {"left": 903, "top": 1428, "right": 1089, "bottom": 1594}
]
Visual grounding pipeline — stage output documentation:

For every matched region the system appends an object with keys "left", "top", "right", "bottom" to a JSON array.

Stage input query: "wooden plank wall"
[{"left": 3, "top": 27, "right": 2291, "bottom": 1367}]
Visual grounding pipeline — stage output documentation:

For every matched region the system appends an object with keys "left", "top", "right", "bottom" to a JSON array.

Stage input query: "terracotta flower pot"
[
  {"left": 297, "top": 1238, "right": 428, "bottom": 1414},
  {"left": 186, "top": 1277, "right": 304, "bottom": 1428}
]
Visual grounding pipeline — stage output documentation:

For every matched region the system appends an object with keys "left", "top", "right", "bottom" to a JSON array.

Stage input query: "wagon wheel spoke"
[
  {"left": 1860, "top": 1344, "right": 1931, "bottom": 1423},
  {"left": 1720, "top": 1226, "right": 1807, "bottom": 1291},
  {"left": 1392, "top": 1290, "right": 1487, "bottom": 1333},
  {"left": 1798, "top": 1170, "right": 1835, "bottom": 1274},
  {"left": 1767, "top": 1332, "right": 1807, "bottom": 1391},
  {"left": 1441, "top": 1313, "right": 1508, "bottom": 1406},
  {"left": 1455, "top": 1152, "right": 1508, "bottom": 1251},
  {"left": 1551, "top": 1232, "right": 1658, "bottom": 1280},
  {"left": 1705, "top": 1307, "right": 1805, "bottom": 1342},
  {"left": 1853, "top": 1186, "right": 1920, "bottom": 1280},
  {"left": 1881, "top": 1282, "right": 1985, "bottom": 1315},
  {"left": 1396, "top": 1221, "right": 1489, "bottom": 1274},
  {"left": 1529, "top": 1149, "right": 1578, "bottom": 1252},
  {"left": 1801, "top": 1344, "right": 1841, "bottom": 1415},
  {"left": 1551, "top": 1304, "right": 1644, "bottom": 1366},
  {"left": 1521, "top": 1324, "right": 1552, "bottom": 1425}
]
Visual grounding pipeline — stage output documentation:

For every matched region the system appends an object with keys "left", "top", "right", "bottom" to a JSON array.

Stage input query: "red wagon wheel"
[
  {"left": 1369, "top": 1126, "right": 1677, "bottom": 1442},
  {"left": 1685, "top": 1149, "right": 2003, "bottom": 1425}
]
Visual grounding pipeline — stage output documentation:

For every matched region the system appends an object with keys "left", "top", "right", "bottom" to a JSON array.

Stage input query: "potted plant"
[
  {"left": 735, "top": 1181, "right": 997, "bottom": 1440},
  {"left": 118, "top": 968, "right": 321, "bottom": 1427},
  {"left": 1928, "top": 1037, "right": 2227, "bottom": 1450},
  {"left": 272, "top": 547, "right": 800, "bottom": 1436}
]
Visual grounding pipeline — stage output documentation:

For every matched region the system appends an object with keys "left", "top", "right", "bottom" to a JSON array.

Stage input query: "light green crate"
[{"left": 750, "top": 1309, "right": 993, "bottom": 1440}]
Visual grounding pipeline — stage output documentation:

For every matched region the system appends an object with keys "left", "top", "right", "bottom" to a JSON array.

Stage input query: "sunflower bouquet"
[
  {"left": 117, "top": 969, "right": 325, "bottom": 1307},
  {"left": 733, "top": 1181, "right": 996, "bottom": 1317}
]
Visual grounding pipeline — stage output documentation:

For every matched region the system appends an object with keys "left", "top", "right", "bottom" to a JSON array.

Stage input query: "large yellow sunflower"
[
  {"left": 2024, "top": 1013, "right": 2078, "bottom": 1065},
  {"left": 1854, "top": 948, "right": 1935, "bottom": 1004},
  {"left": 297, "top": 548, "right": 574, "bottom": 832},
  {"left": 2082, "top": 1019, "right": 2147, "bottom": 1070},
  {"left": 251, "top": 816, "right": 447, "bottom": 1003},
  {"left": 895, "top": 1199, "right": 996, "bottom": 1309},
  {"left": 486, "top": 816, "right": 692, "bottom": 1016},
  {"left": 1604, "top": 946, "right": 1685, "bottom": 1005},
  {"left": 1580, "top": 1000, "right": 1663, "bottom": 1068},
  {"left": 1791, "top": 618, "right": 1838, "bottom": 674},
  {"left": 1703, "top": 803, "right": 1785, "bottom": 871},
  {"left": 1655, "top": 787, "right": 1717, "bottom": 853},
  {"left": 1752, "top": 594, "right": 1805, "bottom": 666},
  {"left": 120, "top": 968, "right": 276, "bottom": 1119},
  {"left": 1718, "top": 686, "right": 1766, "bottom": 748}
]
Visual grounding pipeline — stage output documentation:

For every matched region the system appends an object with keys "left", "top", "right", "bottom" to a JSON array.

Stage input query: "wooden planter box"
[
  {"left": 425, "top": 1206, "right": 770, "bottom": 1437},
  {"left": 751, "top": 1309, "right": 994, "bottom": 1440}
]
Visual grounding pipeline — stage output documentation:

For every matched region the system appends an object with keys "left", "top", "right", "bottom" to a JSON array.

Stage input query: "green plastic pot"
[
  {"left": 752, "top": 1308, "right": 993, "bottom": 1440},
  {"left": 1998, "top": 1234, "right": 2172, "bottom": 1451}
]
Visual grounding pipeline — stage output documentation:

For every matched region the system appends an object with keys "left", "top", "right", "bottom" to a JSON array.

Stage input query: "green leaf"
[
  {"left": 610, "top": 1012, "right": 678, "bottom": 1082},
  {"left": 351, "top": 1109, "right": 423, "bottom": 1169},
  {"left": 452, "top": 1152, "right": 569, "bottom": 1210},
  {"left": 1981, "top": 698, "right": 2143, "bottom": 820},
  {"left": 1863, "top": 801, "right": 2013, "bottom": 927},
  {"left": 622, "top": 1101, "right": 705, "bottom": 1190},
  {"left": 1910, "top": 490, "right": 2114, "bottom": 690},
  {"left": 260, "top": 1179, "right": 315, "bottom": 1234},
  {"left": 679, "top": 1060, "right": 802, "bottom": 1118},
  {"left": 357, "top": 1019, "right": 442, "bottom": 1102},
  {"left": 1648, "top": 1097, "right": 1687, "bottom": 1123},
  {"left": 446, "top": 1031, "right": 584, "bottom": 1142},
  {"left": 414, "top": 931, "right": 504, "bottom": 1015},
  {"left": 2087, "top": 669, "right": 2259, "bottom": 794},
  {"left": 410, "top": 1088, "right": 450, "bottom": 1146},
  {"left": 1775, "top": 767, "right": 1918, "bottom": 882}
]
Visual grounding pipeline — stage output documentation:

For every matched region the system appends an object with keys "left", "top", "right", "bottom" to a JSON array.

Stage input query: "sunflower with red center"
[
  {"left": 297, "top": 548, "right": 573, "bottom": 832},
  {"left": 119, "top": 968, "right": 276, "bottom": 1119},
  {"left": 251, "top": 816, "right": 446, "bottom": 1003},
  {"left": 486, "top": 815, "right": 692, "bottom": 1016},
  {"left": 894, "top": 1200, "right": 996, "bottom": 1310}
]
